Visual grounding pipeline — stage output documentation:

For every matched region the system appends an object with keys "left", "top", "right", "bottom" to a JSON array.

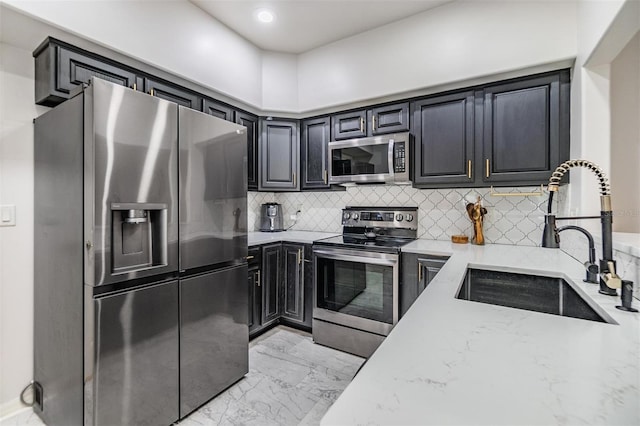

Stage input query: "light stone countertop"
[
  {"left": 322, "top": 240, "right": 640, "bottom": 425},
  {"left": 248, "top": 230, "right": 338, "bottom": 246}
]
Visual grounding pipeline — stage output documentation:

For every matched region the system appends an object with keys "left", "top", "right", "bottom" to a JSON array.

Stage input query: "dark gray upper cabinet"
[
  {"left": 282, "top": 243, "right": 305, "bottom": 324},
  {"left": 236, "top": 112, "right": 259, "bottom": 191},
  {"left": 145, "top": 78, "right": 200, "bottom": 109},
  {"left": 301, "top": 117, "right": 331, "bottom": 189},
  {"left": 202, "top": 98, "right": 233, "bottom": 121},
  {"left": 34, "top": 37, "right": 143, "bottom": 106},
  {"left": 331, "top": 102, "right": 409, "bottom": 140},
  {"left": 259, "top": 119, "right": 300, "bottom": 191},
  {"left": 368, "top": 103, "right": 410, "bottom": 136},
  {"left": 331, "top": 109, "right": 368, "bottom": 140},
  {"left": 411, "top": 92, "right": 475, "bottom": 187},
  {"left": 481, "top": 72, "right": 570, "bottom": 185}
]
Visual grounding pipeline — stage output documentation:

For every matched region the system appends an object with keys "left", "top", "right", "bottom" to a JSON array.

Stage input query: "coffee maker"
[{"left": 260, "top": 203, "right": 284, "bottom": 232}]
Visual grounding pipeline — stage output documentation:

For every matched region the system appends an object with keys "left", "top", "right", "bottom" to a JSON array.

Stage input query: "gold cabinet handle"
[
  {"left": 256, "top": 270, "right": 261, "bottom": 287},
  {"left": 360, "top": 117, "right": 365, "bottom": 133},
  {"left": 132, "top": 83, "right": 137, "bottom": 91},
  {"left": 292, "top": 172, "right": 296, "bottom": 187},
  {"left": 150, "top": 88, "right": 155, "bottom": 97},
  {"left": 323, "top": 169, "right": 328, "bottom": 185},
  {"left": 297, "top": 248, "right": 302, "bottom": 265},
  {"left": 485, "top": 159, "right": 490, "bottom": 178},
  {"left": 246, "top": 255, "right": 254, "bottom": 260},
  {"left": 418, "top": 264, "right": 422, "bottom": 282},
  {"left": 372, "top": 115, "right": 377, "bottom": 132},
  {"left": 467, "top": 160, "right": 472, "bottom": 179}
]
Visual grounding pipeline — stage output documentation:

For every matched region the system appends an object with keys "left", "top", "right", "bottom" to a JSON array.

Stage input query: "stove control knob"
[
  {"left": 343, "top": 212, "right": 351, "bottom": 221},
  {"left": 395, "top": 214, "right": 403, "bottom": 221},
  {"left": 405, "top": 213, "right": 414, "bottom": 222},
  {"left": 352, "top": 213, "right": 359, "bottom": 220}
]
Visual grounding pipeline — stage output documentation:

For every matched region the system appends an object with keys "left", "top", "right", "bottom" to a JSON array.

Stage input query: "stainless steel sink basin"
[{"left": 456, "top": 268, "right": 614, "bottom": 324}]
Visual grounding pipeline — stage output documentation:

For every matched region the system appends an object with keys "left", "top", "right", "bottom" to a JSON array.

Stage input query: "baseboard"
[{"left": 0, "top": 397, "right": 31, "bottom": 421}]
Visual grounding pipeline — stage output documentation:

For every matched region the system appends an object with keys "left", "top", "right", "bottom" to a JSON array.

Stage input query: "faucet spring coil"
[{"left": 548, "top": 159, "right": 611, "bottom": 196}]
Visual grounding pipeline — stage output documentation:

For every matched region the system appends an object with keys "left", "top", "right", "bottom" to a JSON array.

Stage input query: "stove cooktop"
[{"left": 314, "top": 234, "right": 414, "bottom": 253}]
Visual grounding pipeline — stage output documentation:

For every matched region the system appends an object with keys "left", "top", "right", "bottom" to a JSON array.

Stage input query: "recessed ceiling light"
[{"left": 255, "top": 9, "right": 275, "bottom": 23}]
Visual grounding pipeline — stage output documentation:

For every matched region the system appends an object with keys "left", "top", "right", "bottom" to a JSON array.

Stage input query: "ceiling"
[{"left": 190, "top": 0, "right": 452, "bottom": 54}]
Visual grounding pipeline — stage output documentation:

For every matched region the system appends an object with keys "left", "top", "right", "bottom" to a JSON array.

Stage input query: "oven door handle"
[{"left": 313, "top": 248, "right": 398, "bottom": 266}]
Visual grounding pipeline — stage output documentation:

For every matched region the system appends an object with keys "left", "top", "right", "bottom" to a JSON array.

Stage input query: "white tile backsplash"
[{"left": 249, "top": 184, "right": 565, "bottom": 246}]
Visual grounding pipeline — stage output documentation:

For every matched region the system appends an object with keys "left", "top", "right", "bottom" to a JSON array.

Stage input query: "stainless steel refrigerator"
[{"left": 33, "top": 77, "right": 248, "bottom": 426}]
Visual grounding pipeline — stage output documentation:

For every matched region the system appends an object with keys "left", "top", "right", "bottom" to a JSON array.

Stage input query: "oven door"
[
  {"left": 313, "top": 246, "right": 399, "bottom": 336},
  {"left": 328, "top": 137, "right": 394, "bottom": 184}
]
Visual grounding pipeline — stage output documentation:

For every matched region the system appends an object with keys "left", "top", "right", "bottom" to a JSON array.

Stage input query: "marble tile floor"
[{"left": 1, "top": 326, "right": 365, "bottom": 426}]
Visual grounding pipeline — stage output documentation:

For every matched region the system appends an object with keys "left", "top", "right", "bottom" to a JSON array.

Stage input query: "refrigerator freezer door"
[
  {"left": 179, "top": 264, "right": 249, "bottom": 417},
  {"left": 92, "top": 280, "right": 179, "bottom": 426},
  {"left": 179, "top": 106, "right": 248, "bottom": 271},
  {"left": 86, "top": 78, "right": 179, "bottom": 287}
]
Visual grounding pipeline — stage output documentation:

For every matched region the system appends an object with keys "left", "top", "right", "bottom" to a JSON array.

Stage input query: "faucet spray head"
[{"left": 541, "top": 215, "right": 560, "bottom": 248}]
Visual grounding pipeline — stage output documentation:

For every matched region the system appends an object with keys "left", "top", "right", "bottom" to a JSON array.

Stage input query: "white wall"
[
  {"left": 261, "top": 51, "right": 298, "bottom": 113},
  {"left": 3, "top": 0, "right": 264, "bottom": 107},
  {"left": 297, "top": 0, "right": 577, "bottom": 112},
  {"left": 610, "top": 31, "right": 640, "bottom": 232},
  {"left": 0, "top": 42, "right": 49, "bottom": 417}
]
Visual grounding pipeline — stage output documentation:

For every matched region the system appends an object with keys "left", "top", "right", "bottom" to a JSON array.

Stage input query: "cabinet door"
[
  {"left": 417, "top": 257, "right": 448, "bottom": 293},
  {"left": 411, "top": 92, "right": 475, "bottom": 187},
  {"left": 369, "top": 102, "right": 410, "bottom": 136},
  {"left": 259, "top": 119, "right": 300, "bottom": 191},
  {"left": 202, "top": 98, "right": 233, "bottom": 121},
  {"left": 261, "top": 244, "right": 282, "bottom": 324},
  {"left": 35, "top": 41, "right": 143, "bottom": 106},
  {"left": 301, "top": 117, "right": 330, "bottom": 189},
  {"left": 400, "top": 253, "right": 419, "bottom": 318},
  {"left": 145, "top": 78, "right": 200, "bottom": 109},
  {"left": 236, "top": 112, "right": 259, "bottom": 191},
  {"left": 481, "top": 73, "right": 567, "bottom": 184},
  {"left": 248, "top": 266, "right": 261, "bottom": 335},
  {"left": 282, "top": 244, "right": 305, "bottom": 323},
  {"left": 331, "top": 109, "right": 367, "bottom": 140},
  {"left": 94, "top": 281, "right": 179, "bottom": 426}
]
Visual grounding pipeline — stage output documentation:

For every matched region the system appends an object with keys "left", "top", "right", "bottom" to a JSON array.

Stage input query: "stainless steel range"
[{"left": 312, "top": 206, "right": 418, "bottom": 358}]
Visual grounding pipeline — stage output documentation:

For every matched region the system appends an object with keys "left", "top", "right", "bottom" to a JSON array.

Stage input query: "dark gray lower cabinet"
[
  {"left": 249, "top": 243, "right": 312, "bottom": 337},
  {"left": 248, "top": 247, "right": 261, "bottom": 335},
  {"left": 94, "top": 281, "right": 179, "bottom": 426},
  {"left": 400, "top": 253, "right": 449, "bottom": 317},
  {"left": 282, "top": 243, "right": 305, "bottom": 323},
  {"left": 179, "top": 266, "right": 248, "bottom": 418},
  {"left": 261, "top": 243, "right": 282, "bottom": 324}
]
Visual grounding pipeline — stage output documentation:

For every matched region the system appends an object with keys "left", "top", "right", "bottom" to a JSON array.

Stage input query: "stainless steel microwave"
[{"left": 328, "top": 132, "right": 410, "bottom": 184}]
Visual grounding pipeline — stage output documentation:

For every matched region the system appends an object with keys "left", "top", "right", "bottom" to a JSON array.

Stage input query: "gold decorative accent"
[
  {"left": 298, "top": 249, "right": 302, "bottom": 265},
  {"left": 372, "top": 115, "right": 377, "bottom": 132},
  {"left": 132, "top": 83, "right": 137, "bottom": 91},
  {"left": 256, "top": 270, "right": 261, "bottom": 287},
  {"left": 292, "top": 173, "right": 296, "bottom": 187},
  {"left": 467, "top": 160, "right": 472, "bottom": 179},
  {"left": 323, "top": 169, "right": 328, "bottom": 185},
  {"left": 246, "top": 255, "right": 254, "bottom": 260},
  {"left": 360, "top": 117, "right": 365, "bottom": 133},
  {"left": 150, "top": 88, "right": 155, "bottom": 96},
  {"left": 466, "top": 196, "right": 487, "bottom": 245},
  {"left": 485, "top": 159, "right": 490, "bottom": 178},
  {"left": 490, "top": 185, "right": 545, "bottom": 197}
]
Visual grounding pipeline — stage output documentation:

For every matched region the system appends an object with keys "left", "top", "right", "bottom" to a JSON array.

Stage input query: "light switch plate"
[{"left": 0, "top": 205, "right": 16, "bottom": 227}]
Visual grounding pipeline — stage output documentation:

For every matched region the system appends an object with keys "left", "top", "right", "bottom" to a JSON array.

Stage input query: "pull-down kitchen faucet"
[{"left": 542, "top": 159, "right": 637, "bottom": 312}]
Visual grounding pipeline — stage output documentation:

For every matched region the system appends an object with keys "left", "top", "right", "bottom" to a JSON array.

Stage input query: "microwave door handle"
[{"left": 388, "top": 139, "right": 395, "bottom": 180}]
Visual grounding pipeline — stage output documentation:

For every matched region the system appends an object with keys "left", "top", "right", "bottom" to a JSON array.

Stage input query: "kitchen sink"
[{"left": 456, "top": 268, "right": 614, "bottom": 324}]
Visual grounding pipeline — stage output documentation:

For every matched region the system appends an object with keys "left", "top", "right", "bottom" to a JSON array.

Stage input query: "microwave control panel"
[{"left": 394, "top": 142, "right": 406, "bottom": 173}]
